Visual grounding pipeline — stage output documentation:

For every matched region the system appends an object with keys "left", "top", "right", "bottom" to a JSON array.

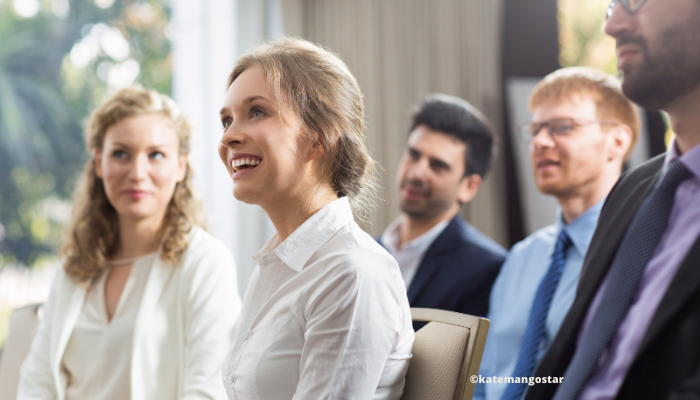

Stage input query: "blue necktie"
[
  {"left": 500, "top": 230, "right": 573, "bottom": 400},
  {"left": 553, "top": 159, "right": 693, "bottom": 400}
]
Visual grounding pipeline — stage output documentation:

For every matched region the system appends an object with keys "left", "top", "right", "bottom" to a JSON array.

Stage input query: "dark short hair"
[{"left": 409, "top": 94, "right": 496, "bottom": 178}]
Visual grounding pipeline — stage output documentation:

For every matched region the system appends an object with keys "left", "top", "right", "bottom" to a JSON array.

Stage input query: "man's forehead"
[
  {"left": 408, "top": 125, "right": 466, "bottom": 147},
  {"left": 532, "top": 95, "right": 598, "bottom": 121},
  {"left": 407, "top": 125, "right": 467, "bottom": 163}
]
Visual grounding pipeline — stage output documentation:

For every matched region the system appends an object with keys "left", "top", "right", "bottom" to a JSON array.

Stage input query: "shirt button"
[{"left": 243, "top": 331, "right": 251, "bottom": 340}]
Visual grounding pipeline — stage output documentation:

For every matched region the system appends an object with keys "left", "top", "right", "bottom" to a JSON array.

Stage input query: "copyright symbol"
[{"left": 470, "top": 375, "right": 478, "bottom": 384}]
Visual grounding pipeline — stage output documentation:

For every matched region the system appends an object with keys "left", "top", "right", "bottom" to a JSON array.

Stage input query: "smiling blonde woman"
[
  {"left": 18, "top": 86, "right": 241, "bottom": 400},
  {"left": 218, "top": 37, "right": 415, "bottom": 400}
]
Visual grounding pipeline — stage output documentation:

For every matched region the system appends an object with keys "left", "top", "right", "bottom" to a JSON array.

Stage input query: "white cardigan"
[{"left": 17, "top": 227, "right": 242, "bottom": 400}]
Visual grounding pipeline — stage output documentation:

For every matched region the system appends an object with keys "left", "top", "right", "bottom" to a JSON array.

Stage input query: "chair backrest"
[
  {"left": 401, "top": 308, "right": 490, "bottom": 400},
  {"left": 0, "top": 303, "right": 43, "bottom": 400}
]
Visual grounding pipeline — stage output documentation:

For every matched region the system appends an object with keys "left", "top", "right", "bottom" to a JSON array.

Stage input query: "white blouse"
[
  {"left": 222, "top": 197, "right": 415, "bottom": 400},
  {"left": 62, "top": 253, "right": 155, "bottom": 400}
]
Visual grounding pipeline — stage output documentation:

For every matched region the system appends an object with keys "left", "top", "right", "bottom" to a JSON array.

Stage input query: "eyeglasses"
[
  {"left": 607, "top": 0, "right": 648, "bottom": 20},
  {"left": 518, "top": 118, "right": 619, "bottom": 143}
]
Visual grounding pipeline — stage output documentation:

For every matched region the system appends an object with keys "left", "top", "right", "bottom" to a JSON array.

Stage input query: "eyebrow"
[
  {"left": 219, "top": 95, "right": 269, "bottom": 116},
  {"left": 407, "top": 146, "right": 452, "bottom": 169},
  {"left": 111, "top": 142, "right": 168, "bottom": 150}
]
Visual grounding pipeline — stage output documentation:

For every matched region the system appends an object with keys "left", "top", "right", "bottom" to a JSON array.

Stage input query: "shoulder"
[
  {"left": 47, "top": 265, "right": 83, "bottom": 304},
  {"left": 182, "top": 227, "right": 234, "bottom": 262},
  {"left": 622, "top": 153, "right": 665, "bottom": 182},
  {"left": 611, "top": 154, "right": 665, "bottom": 197},
  {"left": 449, "top": 217, "right": 507, "bottom": 260},
  {"left": 178, "top": 226, "right": 236, "bottom": 278},
  {"left": 313, "top": 222, "right": 402, "bottom": 286},
  {"left": 600, "top": 154, "right": 665, "bottom": 214},
  {"left": 499, "top": 224, "right": 557, "bottom": 272},
  {"left": 510, "top": 224, "right": 558, "bottom": 255},
  {"left": 490, "top": 224, "right": 558, "bottom": 304}
]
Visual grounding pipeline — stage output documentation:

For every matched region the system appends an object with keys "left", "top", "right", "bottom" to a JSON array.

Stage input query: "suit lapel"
[
  {"left": 575, "top": 171, "right": 659, "bottom": 301},
  {"left": 407, "top": 216, "right": 460, "bottom": 304},
  {"left": 636, "top": 234, "right": 700, "bottom": 356},
  {"left": 544, "top": 167, "right": 661, "bottom": 377},
  {"left": 52, "top": 280, "right": 87, "bottom": 398}
]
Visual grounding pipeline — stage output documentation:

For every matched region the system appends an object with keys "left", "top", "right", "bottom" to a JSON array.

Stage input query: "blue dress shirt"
[{"left": 473, "top": 200, "right": 604, "bottom": 400}]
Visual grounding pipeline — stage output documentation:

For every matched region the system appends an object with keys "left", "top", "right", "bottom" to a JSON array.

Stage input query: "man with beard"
[
  {"left": 475, "top": 67, "right": 638, "bottom": 400},
  {"left": 524, "top": 1, "right": 700, "bottom": 400},
  {"left": 378, "top": 94, "right": 506, "bottom": 329}
]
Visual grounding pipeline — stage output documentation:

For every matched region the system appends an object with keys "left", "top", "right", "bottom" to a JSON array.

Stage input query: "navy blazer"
[{"left": 378, "top": 214, "right": 506, "bottom": 330}]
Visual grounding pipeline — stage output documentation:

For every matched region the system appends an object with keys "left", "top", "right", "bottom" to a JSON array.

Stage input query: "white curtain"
[{"left": 283, "top": 0, "right": 508, "bottom": 244}]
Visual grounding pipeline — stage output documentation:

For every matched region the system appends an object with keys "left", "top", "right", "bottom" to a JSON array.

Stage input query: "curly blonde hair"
[
  {"left": 61, "top": 85, "right": 204, "bottom": 283},
  {"left": 228, "top": 37, "right": 378, "bottom": 222}
]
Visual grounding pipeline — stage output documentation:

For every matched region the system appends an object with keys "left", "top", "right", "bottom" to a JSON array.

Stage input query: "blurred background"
[{"left": 0, "top": 0, "right": 670, "bottom": 347}]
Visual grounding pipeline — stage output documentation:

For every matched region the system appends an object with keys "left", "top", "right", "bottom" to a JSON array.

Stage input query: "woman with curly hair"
[
  {"left": 18, "top": 86, "right": 241, "bottom": 400},
  {"left": 219, "top": 37, "right": 414, "bottom": 400}
]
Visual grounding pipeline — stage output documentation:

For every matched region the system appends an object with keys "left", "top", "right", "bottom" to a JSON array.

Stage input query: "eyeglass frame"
[
  {"left": 518, "top": 117, "right": 620, "bottom": 143},
  {"left": 607, "top": 0, "right": 648, "bottom": 20}
]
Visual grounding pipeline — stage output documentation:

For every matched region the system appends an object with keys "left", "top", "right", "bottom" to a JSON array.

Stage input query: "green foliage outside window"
[
  {"left": 0, "top": 0, "right": 172, "bottom": 270},
  {"left": 558, "top": 0, "right": 617, "bottom": 75}
]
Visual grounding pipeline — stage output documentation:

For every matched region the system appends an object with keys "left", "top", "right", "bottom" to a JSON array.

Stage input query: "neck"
[
  {"left": 665, "top": 87, "right": 700, "bottom": 154},
  {"left": 264, "top": 185, "right": 339, "bottom": 242},
  {"left": 115, "top": 214, "right": 165, "bottom": 260},
  {"left": 399, "top": 203, "right": 459, "bottom": 248},
  {"left": 556, "top": 169, "right": 619, "bottom": 224}
]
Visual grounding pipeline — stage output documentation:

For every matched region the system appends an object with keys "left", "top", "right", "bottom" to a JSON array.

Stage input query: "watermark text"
[{"left": 470, "top": 375, "right": 564, "bottom": 386}]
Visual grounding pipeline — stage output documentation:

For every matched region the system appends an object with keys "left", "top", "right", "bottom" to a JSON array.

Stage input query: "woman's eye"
[
  {"left": 112, "top": 150, "right": 127, "bottom": 159},
  {"left": 251, "top": 108, "right": 264, "bottom": 118},
  {"left": 221, "top": 118, "right": 232, "bottom": 130},
  {"left": 150, "top": 151, "right": 165, "bottom": 160}
]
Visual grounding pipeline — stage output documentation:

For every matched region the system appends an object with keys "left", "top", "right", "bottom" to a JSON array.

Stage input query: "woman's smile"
[{"left": 229, "top": 153, "right": 263, "bottom": 179}]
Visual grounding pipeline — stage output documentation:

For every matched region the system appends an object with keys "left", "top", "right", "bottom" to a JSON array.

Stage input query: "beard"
[
  {"left": 618, "top": 14, "right": 700, "bottom": 110},
  {"left": 398, "top": 179, "right": 454, "bottom": 220}
]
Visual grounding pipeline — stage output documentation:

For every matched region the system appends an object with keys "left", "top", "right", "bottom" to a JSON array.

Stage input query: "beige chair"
[
  {"left": 402, "top": 308, "right": 490, "bottom": 400},
  {"left": 0, "top": 303, "right": 42, "bottom": 400}
]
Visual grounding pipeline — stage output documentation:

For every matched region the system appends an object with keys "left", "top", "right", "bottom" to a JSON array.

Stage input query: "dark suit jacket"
[
  {"left": 525, "top": 154, "right": 700, "bottom": 400},
  {"left": 378, "top": 215, "right": 506, "bottom": 330}
]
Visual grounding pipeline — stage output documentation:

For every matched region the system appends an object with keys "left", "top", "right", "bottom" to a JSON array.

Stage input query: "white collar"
[
  {"left": 381, "top": 215, "right": 450, "bottom": 255},
  {"left": 252, "top": 197, "right": 354, "bottom": 272}
]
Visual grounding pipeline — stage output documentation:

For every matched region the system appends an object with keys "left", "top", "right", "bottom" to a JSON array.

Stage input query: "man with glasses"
[
  {"left": 474, "top": 67, "right": 638, "bottom": 400},
  {"left": 525, "top": 1, "right": 700, "bottom": 399}
]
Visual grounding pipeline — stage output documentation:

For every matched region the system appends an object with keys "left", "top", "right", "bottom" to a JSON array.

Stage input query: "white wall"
[{"left": 171, "top": 0, "right": 281, "bottom": 297}]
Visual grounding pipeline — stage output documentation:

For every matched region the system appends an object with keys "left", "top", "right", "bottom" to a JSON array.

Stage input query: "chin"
[
  {"left": 537, "top": 182, "right": 567, "bottom": 197},
  {"left": 232, "top": 186, "right": 260, "bottom": 205},
  {"left": 115, "top": 203, "right": 160, "bottom": 221}
]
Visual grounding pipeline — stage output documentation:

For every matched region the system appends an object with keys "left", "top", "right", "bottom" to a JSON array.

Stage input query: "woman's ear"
[
  {"left": 176, "top": 153, "right": 188, "bottom": 183},
  {"left": 308, "top": 138, "right": 326, "bottom": 161},
  {"left": 94, "top": 149, "right": 103, "bottom": 178}
]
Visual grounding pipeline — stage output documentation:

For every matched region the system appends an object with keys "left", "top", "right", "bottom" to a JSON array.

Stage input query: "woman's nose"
[
  {"left": 220, "top": 123, "right": 246, "bottom": 148},
  {"left": 128, "top": 154, "right": 149, "bottom": 180}
]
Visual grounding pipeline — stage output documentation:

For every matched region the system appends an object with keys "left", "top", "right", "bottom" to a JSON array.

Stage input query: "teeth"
[{"left": 231, "top": 158, "right": 261, "bottom": 171}]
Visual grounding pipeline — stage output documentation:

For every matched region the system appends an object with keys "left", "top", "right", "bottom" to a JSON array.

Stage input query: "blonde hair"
[
  {"left": 529, "top": 67, "right": 641, "bottom": 160},
  {"left": 228, "top": 37, "right": 378, "bottom": 221},
  {"left": 61, "top": 85, "right": 204, "bottom": 283}
]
